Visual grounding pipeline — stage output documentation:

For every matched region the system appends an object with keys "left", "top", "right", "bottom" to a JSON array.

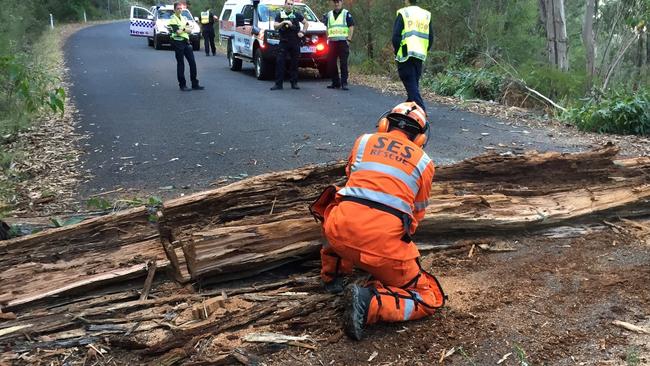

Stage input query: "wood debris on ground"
[{"left": 1, "top": 145, "right": 650, "bottom": 364}]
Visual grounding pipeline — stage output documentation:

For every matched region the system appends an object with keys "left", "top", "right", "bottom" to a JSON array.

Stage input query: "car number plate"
[{"left": 301, "top": 45, "right": 316, "bottom": 53}]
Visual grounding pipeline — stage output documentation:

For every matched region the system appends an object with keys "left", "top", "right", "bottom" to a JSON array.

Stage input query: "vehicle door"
[
  {"left": 234, "top": 5, "right": 254, "bottom": 56},
  {"left": 129, "top": 6, "right": 154, "bottom": 37},
  {"left": 219, "top": 8, "right": 234, "bottom": 41}
]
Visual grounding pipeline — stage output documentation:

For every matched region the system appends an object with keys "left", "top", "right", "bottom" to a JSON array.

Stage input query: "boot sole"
[{"left": 343, "top": 285, "right": 364, "bottom": 340}]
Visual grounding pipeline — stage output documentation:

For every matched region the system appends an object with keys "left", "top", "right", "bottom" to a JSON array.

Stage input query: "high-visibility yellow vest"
[
  {"left": 279, "top": 9, "right": 297, "bottom": 21},
  {"left": 395, "top": 6, "right": 431, "bottom": 62},
  {"left": 327, "top": 9, "right": 350, "bottom": 41},
  {"left": 169, "top": 14, "right": 189, "bottom": 41},
  {"left": 200, "top": 10, "right": 210, "bottom": 25}
]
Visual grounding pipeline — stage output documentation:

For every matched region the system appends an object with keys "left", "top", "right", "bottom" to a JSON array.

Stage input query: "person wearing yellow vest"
[
  {"left": 322, "top": 0, "right": 354, "bottom": 90},
  {"left": 169, "top": 2, "right": 204, "bottom": 91},
  {"left": 200, "top": 7, "right": 217, "bottom": 56},
  {"left": 392, "top": 0, "right": 433, "bottom": 112}
]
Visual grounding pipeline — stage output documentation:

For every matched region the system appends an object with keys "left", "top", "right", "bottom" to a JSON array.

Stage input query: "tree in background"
[
  {"left": 539, "top": 0, "right": 569, "bottom": 71},
  {"left": 582, "top": 0, "right": 597, "bottom": 90}
]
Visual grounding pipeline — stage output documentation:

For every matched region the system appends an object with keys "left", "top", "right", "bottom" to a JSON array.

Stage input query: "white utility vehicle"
[
  {"left": 219, "top": 0, "right": 329, "bottom": 80},
  {"left": 129, "top": 5, "right": 202, "bottom": 51}
]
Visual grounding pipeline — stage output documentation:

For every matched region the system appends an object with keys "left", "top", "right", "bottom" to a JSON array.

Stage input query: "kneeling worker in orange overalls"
[{"left": 310, "top": 102, "right": 446, "bottom": 340}]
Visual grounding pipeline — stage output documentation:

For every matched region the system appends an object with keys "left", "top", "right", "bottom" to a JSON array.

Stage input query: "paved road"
[{"left": 65, "top": 22, "right": 587, "bottom": 194}]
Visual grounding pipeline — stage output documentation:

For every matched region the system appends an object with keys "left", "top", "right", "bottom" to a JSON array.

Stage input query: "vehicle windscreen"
[
  {"left": 258, "top": 4, "right": 318, "bottom": 23},
  {"left": 158, "top": 9, "right": 193, "bottom": 21}
]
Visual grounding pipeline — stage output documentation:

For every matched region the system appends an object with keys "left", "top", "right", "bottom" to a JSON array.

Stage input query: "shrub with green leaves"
[
  {"left": 519, "top": 62, "right": 587, "bottom": 101},
  {"left": 424, "top": 68, "right": 506, "bottom": 101},
  {"left": 563, "top": 90, "right": 650, "bottom": 136},
  {"left": 0, "top": 55, "right": 65, "bottom": 132}
]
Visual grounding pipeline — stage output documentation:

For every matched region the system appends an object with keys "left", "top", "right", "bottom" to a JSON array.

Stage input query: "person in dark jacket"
[
  {"left": 200, "top": 7, "right": 217, "bottom": 56},
  {"left": 270, "top": 0, "right": 309, "bottom": 90}
]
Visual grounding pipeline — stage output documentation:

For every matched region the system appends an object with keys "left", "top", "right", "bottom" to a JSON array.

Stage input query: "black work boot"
[
  {"left": 343, "top": 284, "right": 372, "bottom": 341},
  {"left": 322, "top": 277, "right": 344, "bottom": 294}
]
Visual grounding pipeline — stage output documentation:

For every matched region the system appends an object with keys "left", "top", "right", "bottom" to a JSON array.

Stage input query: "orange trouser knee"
[
  {"left": 321, "top": 241, "right": 445, "bottom": 324},
  {"left": 320, "top": 246, "right": 354, "bottom": 283},
  {"left": 365, "top": 270, "right": 444, "bottom": 325}
]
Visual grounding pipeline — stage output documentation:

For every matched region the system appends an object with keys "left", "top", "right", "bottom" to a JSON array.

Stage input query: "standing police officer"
[
  {"left": 200, "top": 6, "right": 217, "bottom": 56},
  {"left": 271, "top": 0, "right": 309, "bottom": 90},
  {"left": 392, "top": 0, "right": 433, "bottom": 111},
  {"left": 169, "top": 2, "right": 204, "bottom": 91},
  {"left": 322, "top": 0, "right": 354, "bottom": 90}
]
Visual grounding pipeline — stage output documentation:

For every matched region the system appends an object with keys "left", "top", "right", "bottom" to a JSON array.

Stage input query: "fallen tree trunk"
[
  {"left": 177, "top": 146, "right": 650, "bottom": 282},
  {"left": 0, "top": 207, "right": 166, "bottom": 310},
  {"left": 2, "top": 146, "right": 649, "bottom": 309}
]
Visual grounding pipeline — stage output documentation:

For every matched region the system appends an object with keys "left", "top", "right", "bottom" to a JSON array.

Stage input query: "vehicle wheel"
[
  {"left": 228, "top": 40, "right": 242, "bottom": 71},
  {"left": 254, "top": 48, "right": 273, "bottom": 80},
  {"left": 317, "top": 63, "right": 329, "bottom": 79},
  {"left": 192, "top": 39, "right": 200, "bottom": 51},
  {"left": 154, "top": 33, "right": 162, "bottom": 50},
  {"left": 148, "top": 37, "right": 153, "bottom": 47}
]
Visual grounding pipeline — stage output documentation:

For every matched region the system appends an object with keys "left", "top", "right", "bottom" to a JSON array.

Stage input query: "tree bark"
[
  {"left": 0, "top": 207, "right": 166, "bottom": 310},
  {"left": 634, "top": 27, "right": 645, "bottom": 91},
  {"left": 583, "top": 0, "right": 597, "bottom": 90},
  {"left": 541, "top": 0, "right": 569, "bottom": 71}
]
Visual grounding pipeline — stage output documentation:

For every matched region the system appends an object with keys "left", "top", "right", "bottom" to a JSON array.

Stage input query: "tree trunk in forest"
[
  {"left": 540, "top": 0, "right": 569, "bottom": 71},
  {"left": 603, "top": 33, "right": 639, "bottom": 90},
  {"left": 647, "top": 31, "right": 650, "bottom": 68},
  {"left": 634, "top": 28, "right": 645, "bottom": 91},
  {"left": 583, "top": 0, "right": 597, "bottom": 90},
  {"left": 366, "top": 0, "right": 374, "bottom": 59}
]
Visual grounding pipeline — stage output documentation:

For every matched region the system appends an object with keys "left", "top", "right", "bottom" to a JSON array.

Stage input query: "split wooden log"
[
  {"left": 184, "top": 215, "right": 322, "bottom": 281},
  {"left": 0, "top": 207, "right": 165, "bottom": 310},
  {"left": 159, "top": 162, "right": 346, "bottom": 242},
  {"left": 3, "top": 146, "right": 649, "bottom": 311},
  {"left": 177, "top": 146, "right": 650, "bottom": 282},
  {"left": 434, "top": 144, "right": 620, "bottom": 184}
]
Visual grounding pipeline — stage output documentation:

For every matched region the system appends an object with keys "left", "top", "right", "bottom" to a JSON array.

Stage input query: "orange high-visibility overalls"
[{"left": 319, "top": 129, "right": 445, "bottom": 324}]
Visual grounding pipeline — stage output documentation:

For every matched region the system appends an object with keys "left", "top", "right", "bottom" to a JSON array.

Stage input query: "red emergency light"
[{"left": 316, "top": 43, "right": 326, "bottom": 52}]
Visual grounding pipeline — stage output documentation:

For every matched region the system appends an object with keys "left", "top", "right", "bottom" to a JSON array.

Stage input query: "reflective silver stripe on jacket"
[
  {"left": 352, "top": 161, "right": 419, "bottom": 195},
  {"left": 351, "top": 134, "right": 372, "bottom": 171},
  {"left": 401, "top": 30, "right": 429, "bottom": 41},
  {"left": 338, "top": 187, "right": 413, "bottom": 215},
  {"left": 412, "top": 154, "right": 431, "bottom": 181},
  {"left": 414, "top": 200, "right": 428, "bottom": 211}
]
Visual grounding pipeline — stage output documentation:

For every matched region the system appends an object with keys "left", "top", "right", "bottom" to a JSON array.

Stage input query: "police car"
[
  {"left": 129, "top": 5, "right": 202, "bottom": 51},
  {"left": 219, "top": 0, "right": 329, "bottom": 80}
]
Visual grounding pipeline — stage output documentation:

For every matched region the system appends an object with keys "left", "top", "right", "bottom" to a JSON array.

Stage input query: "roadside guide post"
[
  {"left": 50, "top": 14, "right": 54, "bottom": 29},
  {"left": 84, "top": 10, "right": 87, "bottom": 23}
]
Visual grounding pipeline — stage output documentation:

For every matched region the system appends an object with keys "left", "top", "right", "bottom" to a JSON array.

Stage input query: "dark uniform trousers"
[
  {"left": 173, "top": 39, "right": 199, "bottom": 88},
  {"left": 275, "top": 40, "right": 300, "bottom": 86},
  {"left": 203, "top": 27, "right": 216, "bottom": 55},
  {"left": 397, "top": 58, "right": 425, "bottom": 112},
  {"left": 328, "top": 40, "right": 349, "bottom": 87}
]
